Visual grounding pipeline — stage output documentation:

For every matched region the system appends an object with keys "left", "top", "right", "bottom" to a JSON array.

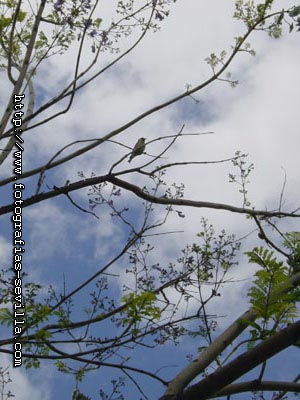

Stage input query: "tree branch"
[
  {"left": 2, "top": 174, "right": 300, "bottom": 218},
  {"left": 214, "top": 380, "right": 300, "bottom": 398},
  {"left": 161, "top": 271, "right": 300, "bottom": 398},
  {"left": 180, "top": 320, "right": 300, "bottom": 400}
]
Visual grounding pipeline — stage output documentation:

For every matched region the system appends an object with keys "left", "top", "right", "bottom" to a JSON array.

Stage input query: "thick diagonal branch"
[{"left": 180, "top": 320, "right": 300, "bottom": 400}]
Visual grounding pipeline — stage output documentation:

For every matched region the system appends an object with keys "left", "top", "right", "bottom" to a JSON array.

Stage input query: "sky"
[{"left": 0, "top": 0, "right": 300, "bottom": 399}]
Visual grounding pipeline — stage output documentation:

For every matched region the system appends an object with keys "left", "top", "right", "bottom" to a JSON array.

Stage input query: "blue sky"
[{"left": 1, "top": 0, "right": 300, "bottom": 399}]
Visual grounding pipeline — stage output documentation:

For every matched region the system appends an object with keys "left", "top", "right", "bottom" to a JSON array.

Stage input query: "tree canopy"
[{"left": 0, "top": 1, "right": 300, "bottom": 399}]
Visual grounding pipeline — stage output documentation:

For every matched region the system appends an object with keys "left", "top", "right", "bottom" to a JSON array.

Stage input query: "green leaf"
[
  {"left": 75, "top": 368, "right": 85, "bottom": 382},
  {"left": 121, "top": 291, "right": 161, "bottom": 326},
  {"left": 55, "top": 360, "right": 69, "bottom": 373},
  {"left": 239, "top": 318, "right": 262, "bottom": 332},
  {"left": 246, "top": 245, "right": 298, "bottom": 322},
  {"left": 0, "top": 308, "right": 13, "bottom": 326},
  {"left": 24, "top": 358, "right": 40, "bottom": 369},
  {"left": 17, "top": 10, "right": 26, "bottom": 22},
  {"left": 6, "top": 0, "right": 18, "bottom": 7},
  {"left": 94, "top": 17, "right": 102, "bottom": 28},
  {"left": 289, "top": 6, "right": 300, "bottom": 17},
  {"left": 34, "top": 329, "right": 52, "bottom": 341},
  {"left": 0, "top": 16, "right": 12, "bottom": 29}
]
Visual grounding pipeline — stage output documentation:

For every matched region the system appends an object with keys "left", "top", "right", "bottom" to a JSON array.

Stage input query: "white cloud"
[
  {"left": 0, "top": 355, "right": 51, "bottom": 400},
  {"left": 25, "top": 203, "right": 76, "bottom": 261}
]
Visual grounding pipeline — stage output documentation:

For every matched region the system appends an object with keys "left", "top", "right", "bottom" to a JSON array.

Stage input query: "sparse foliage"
[{"left": 0, "top": 1, "right": 299, "bottom": 399}]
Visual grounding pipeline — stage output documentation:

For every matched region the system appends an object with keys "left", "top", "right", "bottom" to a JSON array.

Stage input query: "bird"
[{"left": 128, "top": 137, "right": 146, "bottom": 163}]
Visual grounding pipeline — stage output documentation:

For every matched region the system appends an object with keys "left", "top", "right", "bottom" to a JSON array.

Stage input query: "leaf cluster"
[
  {"left": 121, "top": 291, "right": 161, "bottom": 335},
  {"left": 246, "top": 245, "right": 300, "bottom": 346}
]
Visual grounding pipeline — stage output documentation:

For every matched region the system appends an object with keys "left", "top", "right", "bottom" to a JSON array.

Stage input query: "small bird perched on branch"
[{"left": 128, "top": 137, "right": 146, "bottom": 163}]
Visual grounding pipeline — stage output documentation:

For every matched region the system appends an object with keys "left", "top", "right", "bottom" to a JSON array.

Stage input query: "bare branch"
[
  {"left": 0, "top": 0, "right": 46, "bottom": 137},
  {"left": 214, "top": 380, "right": 300, "bottom": 398},
  {"left": 178, "top": 320, "right": 300, "bottom": 400}
]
